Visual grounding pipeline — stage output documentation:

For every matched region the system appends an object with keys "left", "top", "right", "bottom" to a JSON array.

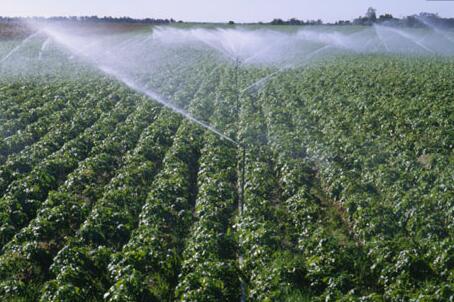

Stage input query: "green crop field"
[{"left": 0, "top": 23, "right": 453, "bottom": 302}]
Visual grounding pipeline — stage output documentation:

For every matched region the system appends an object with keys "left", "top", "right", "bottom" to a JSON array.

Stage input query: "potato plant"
[{"left": 0, "top": 38, "right": 452, "bottom": 302}]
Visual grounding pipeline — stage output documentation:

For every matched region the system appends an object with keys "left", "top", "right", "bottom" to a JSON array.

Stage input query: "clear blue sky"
[{"left": 2, "top": 0, "right": 454, "bottom": 22}]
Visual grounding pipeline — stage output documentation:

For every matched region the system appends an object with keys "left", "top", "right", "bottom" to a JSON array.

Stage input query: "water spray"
[
  {"left": 0, "top": 32, "right": 40, "bottom": 65},
  {"left": 378, "top": 25, "right": 434, "bottom": 54},
  {"left": 40, "top": 28, "right": 251, "bottom": 257},
  {"left": 14, "top": 24, "right": 454, "bottom": 301},
  {"left": 40, "top": 27, "right": 237, "bottom": 144},
  {"left": 38, "top": 38, "right": 51, "bottom": 60},
  {"left": 240, "top": 43, "right": 334, "bottom": 95},
  {"left": 416, "top": 15, "right": 454, "bottom": 42}
]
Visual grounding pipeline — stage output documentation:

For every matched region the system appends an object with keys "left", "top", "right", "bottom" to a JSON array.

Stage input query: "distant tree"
[
  {"left": 288, "top": 18, "right": 301, "bottom": 25},
  {"left": 419, "top": 12, "right": 439, "bottom": 19},
  {"left": 228, "top": 20, "right": 235, "bottom": 25},
  {"left": 378, "top": 14, "right": 393, "bottom": 21},
  {"left": 302, "top": 19, "right": 323, "bottom": 25},
  {"left": 367, "top": 7, "right": 377, "bottom": 23},
  {"left": 271, "top": 18, "right": 284, "bottom": 25},
  {"left": 336, "top": 20, "right": 351, "bottom": 25},
  {"left": 353, "top": 7, "right": 377, "bottom": 25},
  {"left": 3, "top": 13, "right": 454, "bottom": 28},
  {"left": 377, "top": 14, "right": 397, "bottom": 24},
  {"left": 353, "top": 16, "right": 367, "bottom": 25},
  {"left": 404, "top": 15, "right": 421, "bottom": 27}
]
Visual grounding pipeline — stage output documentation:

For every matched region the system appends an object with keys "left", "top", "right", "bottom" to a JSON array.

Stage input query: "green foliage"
[{"left": 0, "top": 46, "right": 452, "bottom": 302}]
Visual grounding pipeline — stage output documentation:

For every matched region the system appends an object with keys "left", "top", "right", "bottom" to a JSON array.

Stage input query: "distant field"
[{"left": 0, "top": 25, "right": 453, "bottom": 301}]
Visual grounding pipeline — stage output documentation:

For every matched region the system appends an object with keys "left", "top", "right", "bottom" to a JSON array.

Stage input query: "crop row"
[
  {"left": 0, "top": 99, "right": 159, "bottom": 300},
  {"left": 39, "top": 109, "right": 181, "bottom": 301},
  {"left": 175, "top": 67, "right": 241, "bottom": 301},
  {"left": 104, "top": 119, "right": 203, "bottom": 301},
  {"left": 0, "top": 88, "right": 119, "bottom": 195},
  {"left": 285, "top": 55, "right": 454, "bottom": 300},
  {"left": 103, "top": 62, "right": 224, "bottom": 302},
  {"left": 32, "top": 60, "right": 223, "bottom": 301},
  {"left": 0, "top": 83, "right": 120, "bottom": 169},
  {"left": 236, "top": 90, "right": 286, "bottom": 301},
  {"left": 0, "top": 88, "right": 140, "bottom": 246},
  {"left": 0, "top": 82, "right": 52, "bottom": 124},
  {"left": 0, "top": 77, "right": 106, "bottom": 140},
  {"left": 260, "top": 80, "right": 382, "bottom": 300}
]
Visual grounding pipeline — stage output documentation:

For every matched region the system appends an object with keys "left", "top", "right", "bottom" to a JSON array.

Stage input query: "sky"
[{"left": 1, "top": 0, "right": 454, "bottom": 23}]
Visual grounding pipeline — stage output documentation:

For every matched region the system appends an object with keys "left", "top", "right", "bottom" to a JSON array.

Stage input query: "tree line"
[
  {"left": 0, "top": 16, "right": 180, "bottom": 24},
  {"left": 1, "top": 8, "right": 453, "bottom": 28},
  {"left": 269, "top": 8, "right": 454, "bottom": 27}
]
